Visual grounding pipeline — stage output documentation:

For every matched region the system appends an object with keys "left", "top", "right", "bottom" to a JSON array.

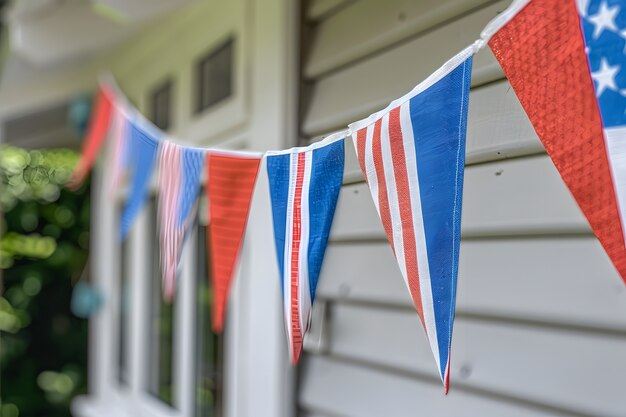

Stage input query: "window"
[
  {"left": 195, "top": 225, "right": 223, "bottom": 416},
  {"left": 150, "top": 80, "right": 173, "bottom": 131},
  {"left": 195, "top": 39, "right": 234, "bottom": 113},
  {"left": 147, "top": 200, "right": 175, "bottom": 406},
  {"left": 118, "top": 239, "right": 129, "bottom": 385}
]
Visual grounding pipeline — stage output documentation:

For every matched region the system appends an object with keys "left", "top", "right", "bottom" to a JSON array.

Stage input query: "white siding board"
[
  {"left": 333, "top": 155, "right": 588, "bottom": 241},
  {"left": 315, "top": 304, "right": 626, "bottom": 417},
  {"left": 299, "top": 356, "right": 577, "bottom": 417},
  {"left": 342, "top": 138, "right": 363, "bottom": 182},
  {"left": 461, "top": 155, "right": 587, "bottom": 236},
  {"left": 307, "top": 0, "right": 356, "bottom": 21},
  {"left": 317, "top": 238, "right": 626, "bottom": 329},
  {"left": 465, "top": 81, "right": 543, "bottom": 164},
  {"left": 301, "top": 1, "right": 508, "bottom": 137},
  {"left": 305, "top": 0, "right": 493, "bottom": 78},
  {"left": 300, "top": 412, "right": 336, "bottom": 417},
  {"left": 299, "top": 0, "right": 626, "bottom": 415},
  {"left": 317, "top": 243, "right": 410, "bottom": 304},
  {"left": 299, "top": 412, "right": 328, "bottom": 417}
]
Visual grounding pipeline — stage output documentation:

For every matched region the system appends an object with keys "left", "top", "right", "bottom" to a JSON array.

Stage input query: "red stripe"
[
  {"left": 356, "top": 129, "right": 367, "bottom": 178},
  {"left": 290, "top": 153, "right": 306, "bottom": 363},
  {"left": 489, "top": 0, "right": 626, "bottom": 284},
  {"left": 68, "top": 87, "right": 114, "bottom": 190},
  {"left": 371, "top": 119, "right": 395, "bottom": 253},
  {"left": 443, "top": 358, "right": 450, "bottom": 394},
  {"left": 388, "top": 107, "right": 424, "bottom": 322}
]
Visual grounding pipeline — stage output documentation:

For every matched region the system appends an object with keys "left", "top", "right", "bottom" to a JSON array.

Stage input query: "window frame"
[
  {"left": 117, "top": 233, "right": 130, "bottom": 386},
  {"left": 194, "top": 37, "right": 235, "bottom": 114},
  {"left": 127, "top": 198, "right": 198, "bottom": 417},
  {"left": 183, "top": 30, "right": 248, "bottom": 145},
  {"left": 150, "top": 79, "right": 174, "bottom": 132},
  {"left": 193, "top": 222, "right": 224, "bottom": 416},
  {"left": 70, "top": 0, "right": 298, "bottom": 413},
  {"left": 75, "top": 193, "right": 199, "bottom": 417}
]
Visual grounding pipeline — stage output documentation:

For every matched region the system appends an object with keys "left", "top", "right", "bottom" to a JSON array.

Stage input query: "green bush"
[{"left": 1, "top": 145, "right": 90, "bottom": 417}]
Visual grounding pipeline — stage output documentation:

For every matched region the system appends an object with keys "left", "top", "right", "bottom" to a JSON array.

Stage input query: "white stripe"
[
  {"left": 363, "top": 125, "right": 380, "bottom": 214},
  {"left": 298, "top": 152, "right": 313, "bottom": 337},
  {"left": 380, "top": 113, "right": 408, "bottom": 287},
  {"left": 282, "top": 153, "right": 298, "bottom": 357},
  {"left": 604, "top": 126, "right": 626, "bottom": 246},
  {"left": 399, "top": 102, "right": 441, "bottom": 375}
]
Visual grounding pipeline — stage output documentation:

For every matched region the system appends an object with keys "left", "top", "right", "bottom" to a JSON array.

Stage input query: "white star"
[
  {"left": 620, "top": 29, "right": 626, "bottom": 53},
  {"left": 588, "top": 1, "right": 620, "bottom": 39},
  {"left": 592, "top": 58, "right": 620, "bottom": 97}
]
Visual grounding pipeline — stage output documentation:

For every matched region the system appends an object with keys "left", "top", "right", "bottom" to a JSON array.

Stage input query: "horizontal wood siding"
[
  {"left": 300, "top": 357, "right": 576, "bottom": 417},
  {"left": 298, "top": 0, "right": 626, "bottom": 416},
  {"left": 301, "top": 1, "right": 509, "bottom": 138}
]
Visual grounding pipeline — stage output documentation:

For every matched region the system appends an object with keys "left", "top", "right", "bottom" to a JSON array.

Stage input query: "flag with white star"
[
  {"left": 486, "top": 0, "right": 626, "bottom": 285},
  {"left": 581, "top": 0, "right": 626, "bottom": 242}
]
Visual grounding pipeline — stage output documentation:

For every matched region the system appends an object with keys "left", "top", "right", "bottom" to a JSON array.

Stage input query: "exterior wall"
[
  {"left": 298, "top": 1, "right": 626, "bottom": 416},
  {"left": 86, "top": 1, "right": 299, "bottom": 417},
  {"left": 1, "top": 1, "right": 298, "bottom": 417},
  {"left": 4, "top": 0, "right": 626, "bottom": 416}
]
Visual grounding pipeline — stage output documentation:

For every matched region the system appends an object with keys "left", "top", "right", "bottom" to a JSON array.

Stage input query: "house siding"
[{"left": 298, "top": 1, "right": 626, "bottom": 416}]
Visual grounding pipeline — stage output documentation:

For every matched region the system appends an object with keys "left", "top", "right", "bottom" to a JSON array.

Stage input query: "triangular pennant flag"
[
  {"left": 580, "top": 0, "right": 626, "bottom": 246},
  {"left": 120, "top": 121, "right": 160, "bottom": 239},
  {"left": 349, "top": 54, "right": 472, "bottom": 392},
  {"left": 157, "top": 142, "right": 205, "bottom": 301},
  {"left": 207, "top": 152, "right": 261, "bottom": 332},
  {"left": 487, "top": 0, "right": 626, "bottom": 283},
  {"left": 68, "top": 86, "right": 114, "bottom": 190},
  {"left": 266, "top": 138, "right": 344, "bottom": 364}
]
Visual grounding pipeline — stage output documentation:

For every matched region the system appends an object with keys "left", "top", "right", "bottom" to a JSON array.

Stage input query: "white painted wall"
[{"left": 2, "top": 0, "right": 299, "bottom": 416}]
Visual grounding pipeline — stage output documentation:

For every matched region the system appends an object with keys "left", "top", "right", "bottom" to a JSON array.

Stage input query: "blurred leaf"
[
  {"left": 1, "top": 145, "right": 89, "bottom": 417},
  {"left": 0, "top": 146, "right": 78, "bottom": 211}
]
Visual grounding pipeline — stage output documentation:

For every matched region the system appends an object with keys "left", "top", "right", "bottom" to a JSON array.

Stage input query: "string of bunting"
[{"left": 68, "top": 0, "right": 626, "bottom": 392}]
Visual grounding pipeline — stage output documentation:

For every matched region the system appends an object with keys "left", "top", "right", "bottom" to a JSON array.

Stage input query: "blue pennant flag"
[
  {"left": 266, "top": 138, "right": 344, "bottom": 364},
  {"left": 349, "top": 54, "right": 472, "bottom": 392},
  {"left": 120, "top": 121, "right": 160, "bottom": 239}
]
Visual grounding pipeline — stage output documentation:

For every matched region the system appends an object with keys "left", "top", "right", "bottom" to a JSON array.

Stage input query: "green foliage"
[
  {"left": 1, "top": 145, "right": 89, "bottom": 417},
  {"left": 0, "top": 146, "right": 78, "bottom": 209}
]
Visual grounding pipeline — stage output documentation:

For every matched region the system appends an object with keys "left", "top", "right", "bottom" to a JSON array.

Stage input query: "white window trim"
[
  {"left": 72, "top": 0, "right": 299, "bottom": 414},
  {"left": 73, "top": 173, "right": 199, "bottom": 417}
]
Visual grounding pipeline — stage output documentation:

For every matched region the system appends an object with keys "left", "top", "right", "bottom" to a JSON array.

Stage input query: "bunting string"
[{"left": 68, "top": 0, "right": 626, "bottom": 392}]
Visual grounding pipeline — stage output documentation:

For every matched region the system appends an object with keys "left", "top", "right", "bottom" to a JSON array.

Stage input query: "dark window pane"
[
  {"left": 147, "top": 200, "right": 175, "bottom": 406},
  {"left": 118, "top": 238, "right": 129, "bottom": 385},
  {"left": 195, "top": 225, "right": 222, "bottom": 417},
  {"left": 150, "top": 80, "right": 173, "bottom": 131},
  {"left": 196, "top": 39, "right": 234, "bottom": 113}
]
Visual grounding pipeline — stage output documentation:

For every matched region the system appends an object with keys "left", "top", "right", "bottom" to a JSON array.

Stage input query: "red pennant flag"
[
  {"left": 207, "top": 152, "right": 261, "bottom": 332},
  {"left": 488, "top": 0, "right": 626, "bottom": 283},
  {"left": 68, "top": 86, "right": 115, "bottom": 190}
]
